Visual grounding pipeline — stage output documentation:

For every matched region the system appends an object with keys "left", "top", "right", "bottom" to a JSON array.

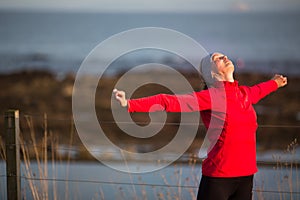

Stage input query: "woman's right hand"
[{"left": 113, "top": 89, "right": 128, "bottom": 107}]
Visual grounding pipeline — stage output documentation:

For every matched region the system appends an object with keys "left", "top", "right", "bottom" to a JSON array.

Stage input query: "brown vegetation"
[{"left": 0, "top": 69, "right": 299, "bottom": 159}]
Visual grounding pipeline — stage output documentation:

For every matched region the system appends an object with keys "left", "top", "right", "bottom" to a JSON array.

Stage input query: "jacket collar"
[{"left": 212, "top": 80, "right": 238, "bottom": 88}]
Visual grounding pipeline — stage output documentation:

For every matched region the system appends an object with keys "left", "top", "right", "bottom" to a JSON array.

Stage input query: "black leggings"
[{"left": 197, "top": 175, "right": 253, "bottom": 200}]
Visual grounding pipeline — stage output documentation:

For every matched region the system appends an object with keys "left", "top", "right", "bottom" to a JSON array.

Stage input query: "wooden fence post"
[{"left": 5, "top": 110, "right": 21, "bottom": 200}]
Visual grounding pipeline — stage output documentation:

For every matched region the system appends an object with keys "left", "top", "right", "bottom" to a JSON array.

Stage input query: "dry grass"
[
  {"left": 16, "top": 114, "right": 75, "bottom": 200},
  {"left": 0, "top": 112, "right": 298, "bottom": 199}
]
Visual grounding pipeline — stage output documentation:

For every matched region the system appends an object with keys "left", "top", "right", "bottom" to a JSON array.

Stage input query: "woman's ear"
[
  {"left": 211, "top": 71, "right": 222, "bottom": 82},
  {"left": 211, "top": 71, "right": 216, "bottom": 79}
]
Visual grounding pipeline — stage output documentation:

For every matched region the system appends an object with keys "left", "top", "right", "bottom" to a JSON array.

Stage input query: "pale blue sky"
[{"left": 1, "top": 0, "right": 300, "bottom": 12}]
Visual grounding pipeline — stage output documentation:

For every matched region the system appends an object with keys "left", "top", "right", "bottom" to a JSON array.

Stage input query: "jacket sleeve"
[
  {"left": 246, "top": 80, "right": 278, "bottom": 104},
  {"left": 128, "top": 90, "right": 211, "bottom": 113}
]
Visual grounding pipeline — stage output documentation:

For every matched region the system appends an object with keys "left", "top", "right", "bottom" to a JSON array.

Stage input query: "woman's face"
[{"left": 211, "top": 52, "right": 235, "bottom": 75}]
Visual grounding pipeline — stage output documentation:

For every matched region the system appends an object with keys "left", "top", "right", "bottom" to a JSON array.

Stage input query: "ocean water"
[
  {"left": 0, "top": 11, "right": 300, "bottom": 75},
  {"left": 0, "top": 161, "right": 299, "bottom": 199}
]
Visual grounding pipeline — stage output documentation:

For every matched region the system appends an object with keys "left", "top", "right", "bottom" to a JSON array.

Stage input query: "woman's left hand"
[{"left": 272, "top": 74, "right": 288, "bottom": 88}]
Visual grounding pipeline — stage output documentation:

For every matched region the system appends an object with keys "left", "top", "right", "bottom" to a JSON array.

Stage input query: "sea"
[
  {"left": 0, "top": 160, "right": 299, "bottom": 199},
  {"left": 0, "top": 10, "right": 300, "bottom": 76}
]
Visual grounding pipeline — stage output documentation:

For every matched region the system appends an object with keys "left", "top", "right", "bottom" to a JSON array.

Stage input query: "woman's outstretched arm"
[
  {"left": 247, "top": 74, "right": 287, "bottom": 104},
  {"left": 113, "top": 89, "right": 211, "bottom": 113}
]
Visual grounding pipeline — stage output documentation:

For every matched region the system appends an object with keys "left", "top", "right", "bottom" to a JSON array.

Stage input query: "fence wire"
[
  {"left": 1, "top": 113, "right": 299, "bottom": 197},
  {"left": 0, "top": 174, "right": 299, "bottom": 195},
  {"left": 1, "top": 112, "right": 300, "bottom": 127}
]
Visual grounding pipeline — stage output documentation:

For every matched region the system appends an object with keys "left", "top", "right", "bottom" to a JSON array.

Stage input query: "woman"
[{"left": 114, "top": 52, "right": 287, "bottom": 200}]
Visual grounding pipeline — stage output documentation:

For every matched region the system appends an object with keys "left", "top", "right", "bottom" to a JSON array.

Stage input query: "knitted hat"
[{"left": 200, "top": 53, "right": 214, "bottom": 86}]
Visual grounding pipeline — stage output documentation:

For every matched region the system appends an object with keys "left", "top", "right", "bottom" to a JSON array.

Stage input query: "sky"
[{"left": 1, "top": 0, "right": 300, "bottom": 13}]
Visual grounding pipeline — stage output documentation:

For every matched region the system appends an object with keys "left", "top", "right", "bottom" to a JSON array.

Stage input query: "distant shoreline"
[
  {"left": 0, "top": 69, "right": 298, "bottom": 159},
  {"left": 0, "top": 57, "right": 300, "bottom": 77}
]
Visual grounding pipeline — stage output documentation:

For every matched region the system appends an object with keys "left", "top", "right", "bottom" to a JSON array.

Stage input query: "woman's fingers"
[
  {"left": 114, "top": 89, "right": 124, "bottom": 99},
  {"left": 113, "top": 89, "right": 127, "bottom": 107},
  {"left": 272, "top": 74, "right": 287, "bottom": 88}
]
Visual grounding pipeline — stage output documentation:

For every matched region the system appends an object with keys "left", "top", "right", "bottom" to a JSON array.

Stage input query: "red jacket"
[{"left": 128, "top": 80, "right": 278, "bottom": 177}]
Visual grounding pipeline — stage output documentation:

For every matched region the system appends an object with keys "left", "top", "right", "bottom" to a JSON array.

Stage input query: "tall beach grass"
[{"left": 0, "top": 114, "right": 299, "bottom": 199}]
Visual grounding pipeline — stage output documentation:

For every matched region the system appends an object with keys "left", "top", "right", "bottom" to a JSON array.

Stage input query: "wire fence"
[
  {"left": 4, "top": 112, "right": 300, "bottom": 125},
  {"left": 1, "top": 112, "right": 299, "bottom": 199},
  {"left": 2, "top": 112, "right": 300, "bottom": 126},
  {"left": 0, "top": 174, "right": 299, "bottom": 195}
]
